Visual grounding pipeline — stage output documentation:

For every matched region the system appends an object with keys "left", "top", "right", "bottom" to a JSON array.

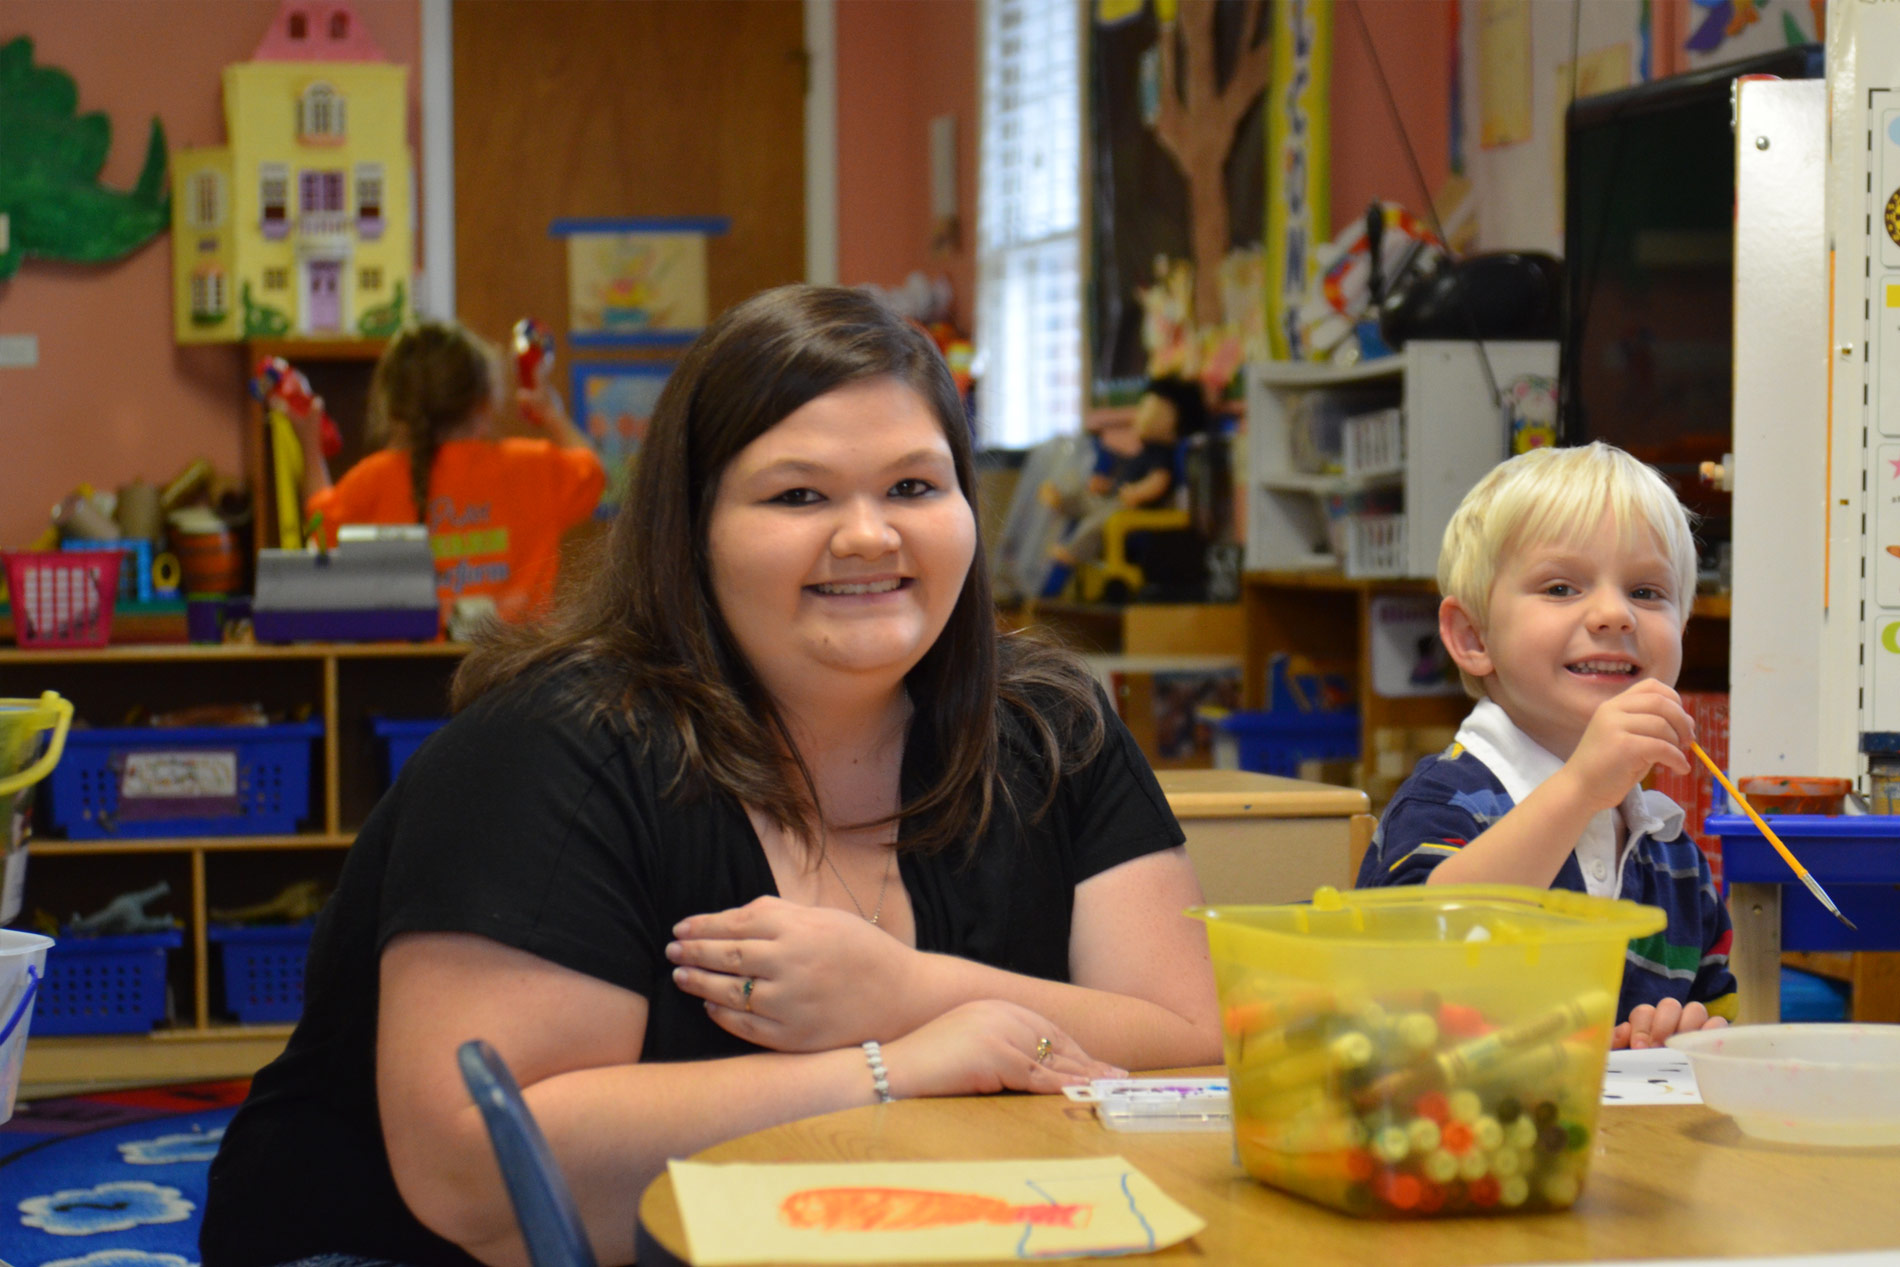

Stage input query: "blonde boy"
[{"left": 1355, "top": 443, "right": 1737, "bottom": 1048}]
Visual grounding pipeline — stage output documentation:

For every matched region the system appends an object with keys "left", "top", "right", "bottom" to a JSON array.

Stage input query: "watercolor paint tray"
[{"left": 1062, "top": 1077, "right": 1232, "bottom": 1132}]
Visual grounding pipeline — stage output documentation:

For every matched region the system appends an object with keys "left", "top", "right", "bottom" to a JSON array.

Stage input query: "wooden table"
[
  {"left": 636, "top": 1075, "right": 1900, "bottom": 1265},
  {"left": 1158, "top": 769, "right": 1372, "bottom": 905}
]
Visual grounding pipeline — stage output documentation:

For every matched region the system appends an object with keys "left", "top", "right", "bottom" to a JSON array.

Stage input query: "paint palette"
[{"left": 1062, "top": 1077, "right": 1232, "bottom": 1132}]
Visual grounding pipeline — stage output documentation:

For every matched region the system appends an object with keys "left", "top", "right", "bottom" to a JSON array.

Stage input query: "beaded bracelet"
[{"left": 861, "top": 1040, "right": 894, "bottom": 1103}]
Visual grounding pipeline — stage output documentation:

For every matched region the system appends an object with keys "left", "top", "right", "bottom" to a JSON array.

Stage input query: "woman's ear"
[{"left": 1439, "top": 596, "right": 1493, "bottom": 681}]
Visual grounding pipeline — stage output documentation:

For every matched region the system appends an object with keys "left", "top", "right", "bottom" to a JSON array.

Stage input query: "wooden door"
[{"left": 452, "top": 0, "right": 809, "bottom": 353}]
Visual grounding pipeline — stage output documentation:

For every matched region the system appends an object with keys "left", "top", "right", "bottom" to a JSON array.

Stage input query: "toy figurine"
[
  {"left": 1039, "top": 375, "right": 1210, "bottom": 570},
  {"left": 252, "top": 356, "right": 341, "bottom": 459},
  {"left": 68, "top": 880, "right": 177, "bottom": 936},
  {"left": 512, "top": 317, "right": 554, "bottom": 393}
]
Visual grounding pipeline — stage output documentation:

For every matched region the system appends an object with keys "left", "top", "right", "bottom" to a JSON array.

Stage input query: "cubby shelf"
[{"left": 8, "top": 640, "right": 465, "bottom": 1093}]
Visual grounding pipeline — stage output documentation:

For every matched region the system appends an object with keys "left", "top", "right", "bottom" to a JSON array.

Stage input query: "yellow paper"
[
  {"left": 670, "top": 1155, "right": 1205, "bottom": 1265},
  {"left": 1478, "top": 0, "right": 1532, "bottom": 149}
]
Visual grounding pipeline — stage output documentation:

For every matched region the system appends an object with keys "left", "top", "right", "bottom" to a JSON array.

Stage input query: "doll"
[{"left": 1039, "top": 375, "right": 1209, "bottom": 570}]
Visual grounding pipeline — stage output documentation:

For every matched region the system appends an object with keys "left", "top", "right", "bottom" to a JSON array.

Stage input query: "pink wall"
[
  {"left": 1330, "top": 0, "right": 1455, "bottom": 238},
  {"left": 0, "top": 0, "right": 419, "bottom": 550},
  {"left": 835, "top": 0, "right": 977, "bottom": 335}
]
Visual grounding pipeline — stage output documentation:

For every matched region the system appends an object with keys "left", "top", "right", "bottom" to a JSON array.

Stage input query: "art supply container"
[
  {"left": 1734, "top": 776, "right": 1850, "bottom": 816},
  {"left": 1860, "top": 734, "right": 1900, "bottom": 815},
  {"left": 0, "top": 930, "right": 54, "bottom": 1123},
  {"left": 1192, "top": 885, "right": 1665, "bottom": 1218},
  {"left": 1667, "top": 1023, "right": 1900, "bottom": 1146},
  {"left": 0, "top": 692, "right": 73, "bottom": 924}
]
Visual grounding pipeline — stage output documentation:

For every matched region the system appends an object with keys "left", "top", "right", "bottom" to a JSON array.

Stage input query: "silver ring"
[
  {"left": 742, "top": 977, "right": 756, "bottom": 1012},
  {"left": 1035, "top": 1036, "right": 1053, "bottom": 1064}
]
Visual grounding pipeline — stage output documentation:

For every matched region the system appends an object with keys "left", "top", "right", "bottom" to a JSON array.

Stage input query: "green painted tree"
[{"left": 0, "top": 35, "right": 169, "bottom": 281}]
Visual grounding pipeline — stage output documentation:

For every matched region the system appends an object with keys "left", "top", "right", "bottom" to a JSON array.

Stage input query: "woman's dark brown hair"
[
  {"left": 367, "top": 320, "right": 497, "bottom": 522},
  {"left": 453, "top": 284, "right": 1103, "bottom": 855}
]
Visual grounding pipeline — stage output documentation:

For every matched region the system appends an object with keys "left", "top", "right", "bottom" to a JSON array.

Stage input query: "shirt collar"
[{"left": 1453, "top": 698, "right": 1684, "bottom": 842}]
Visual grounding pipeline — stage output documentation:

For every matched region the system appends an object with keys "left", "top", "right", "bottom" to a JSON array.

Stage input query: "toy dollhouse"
[{"left": 169, "top": 1, "right": 412, "bottom": 343}]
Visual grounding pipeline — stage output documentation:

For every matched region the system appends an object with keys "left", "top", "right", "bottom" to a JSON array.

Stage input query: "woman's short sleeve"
[
  {"left": 1055, "top": 693, "right": 1187, "bottom": 881},
  {"left": 374, "top": 680, "right": 669, "bottom": 999}
]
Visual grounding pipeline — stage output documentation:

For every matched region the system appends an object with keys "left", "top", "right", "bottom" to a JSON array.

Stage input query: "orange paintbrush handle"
[{"left": 1689, "top": 743, "right": 1813, "bottom": 881}]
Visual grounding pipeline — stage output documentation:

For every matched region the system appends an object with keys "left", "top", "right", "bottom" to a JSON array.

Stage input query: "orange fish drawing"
[{"left": 779, "top": 1187, "right": 1094, "bottom": 1233}]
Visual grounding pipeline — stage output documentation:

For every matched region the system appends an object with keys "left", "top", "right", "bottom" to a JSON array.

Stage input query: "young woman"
[{"left": 202, "top": 285, "right": 1220, "bottom": 1267}]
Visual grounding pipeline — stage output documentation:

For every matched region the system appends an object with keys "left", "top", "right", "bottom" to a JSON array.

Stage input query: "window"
[
  {"left": 329, "top": 10, "right": 349, "bottom": 39},
  {"left": 263, "top": 267, "right": 289, "bottom": 291},
  {"left": 359, "top": 266, "right": 382, "bottom": 290},
  {"left": 975, "top": 0, "right": 1081, "bottom": 449},
  {"left": 299, "top": 83, "right": 347, "bottom": 142},
  {"left": 260, "top": 163, "right": 289, "bottom": 239},
  {"left": 188, "top": 171, "right": 224, "bottom": 230},
  {"left": 190, "top": 268, "right": 228, "bottom": 320},
  {"left": 355, "top": 162, "right": 384, "bottom": 239},
  {"left": 288, "top": 10, "right": 307, "bottom": 39}
]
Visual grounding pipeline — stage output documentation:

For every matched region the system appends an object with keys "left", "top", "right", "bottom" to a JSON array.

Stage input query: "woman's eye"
[
  {"left": 891, "top": 478, "right": 936, "bottom": 498},
  {"left": 769, "top": 488, "right": 823, "bottom": 506}
]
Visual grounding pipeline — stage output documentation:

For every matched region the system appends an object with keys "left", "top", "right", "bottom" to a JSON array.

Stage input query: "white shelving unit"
[{"left": 1243, "top": 340, "right": 1558, "bottom": 578}]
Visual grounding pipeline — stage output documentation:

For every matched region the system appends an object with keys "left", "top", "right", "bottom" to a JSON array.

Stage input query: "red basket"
[{"left": 3, "top": 551, "right": 120, "bottom": 648}]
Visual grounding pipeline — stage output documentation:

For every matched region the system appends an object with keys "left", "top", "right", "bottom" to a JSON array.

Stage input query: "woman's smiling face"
[{"left": 705, "top": 376, "right": 976, "bottom": 704}]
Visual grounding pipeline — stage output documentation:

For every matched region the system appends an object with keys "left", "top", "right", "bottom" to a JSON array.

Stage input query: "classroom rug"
[{"left": 0, "top": 1079, "right": 247, "bottom": 1267}]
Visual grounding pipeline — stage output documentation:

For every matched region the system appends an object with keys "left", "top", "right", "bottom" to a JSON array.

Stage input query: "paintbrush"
[{"left": 1690, "top": 743, "right": 1858, "bottom": 930}]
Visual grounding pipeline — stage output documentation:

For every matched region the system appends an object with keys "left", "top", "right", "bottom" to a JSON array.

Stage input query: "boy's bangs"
[{"left": 1502, "top": 450, "right": 1697, "bottom": 607}]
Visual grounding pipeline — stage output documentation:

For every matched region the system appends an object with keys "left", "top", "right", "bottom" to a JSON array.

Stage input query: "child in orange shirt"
[{"left": 290, "top": 321, "right": 606, "bottom": 625}]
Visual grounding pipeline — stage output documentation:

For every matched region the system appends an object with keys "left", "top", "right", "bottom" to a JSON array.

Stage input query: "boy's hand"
[
  {"left": 1612, "top": 998, "right": 1728, "bottom": 1049},
  {"left": 1559, "top": 679, "right": 1695, "bottom": 813}
]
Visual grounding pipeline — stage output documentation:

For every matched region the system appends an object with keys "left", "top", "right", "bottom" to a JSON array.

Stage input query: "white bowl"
[{"left": 1666, "top": 1023, "right": 1900, "bottom": 1146}]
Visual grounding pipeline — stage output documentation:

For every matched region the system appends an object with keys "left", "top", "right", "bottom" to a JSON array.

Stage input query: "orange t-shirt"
[{"left": 307, "top": 438, "right": 605, "bottom": 624}]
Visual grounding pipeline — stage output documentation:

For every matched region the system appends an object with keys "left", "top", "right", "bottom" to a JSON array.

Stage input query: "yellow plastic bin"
[
  {"left": 1191, "top": 885, "right": 1664, "bottom": 1218},
  {"left": 0, "top": 691, "right": 73, "bottom": 925}
]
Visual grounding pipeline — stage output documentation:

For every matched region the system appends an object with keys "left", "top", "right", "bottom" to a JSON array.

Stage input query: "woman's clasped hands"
[{"left": 667, "top": 895, "right": 1125, "bottom": 1095}]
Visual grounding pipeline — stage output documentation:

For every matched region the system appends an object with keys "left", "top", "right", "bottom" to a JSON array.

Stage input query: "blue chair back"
[{"left": 457, "top": 1038, "right": 600, "bottom": 1267}]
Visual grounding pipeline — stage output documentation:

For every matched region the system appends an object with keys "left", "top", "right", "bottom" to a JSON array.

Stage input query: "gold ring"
[
  {"left": 742, "top": 977, "right": 756, "bottom": 1012},
  {"left": 1035, "top": 1036, "right": 1053, "bottom": 1064}
]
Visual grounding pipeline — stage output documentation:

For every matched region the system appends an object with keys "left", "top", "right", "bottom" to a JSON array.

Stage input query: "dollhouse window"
[
  {"left": 329, "top": 11, "right": 349, "bottom": 39},
  {"left": 188, "top": 171, "right": 224, "bottom": 231},
  {"left": 260, "top": 164, "right": 289, "bottom": 239},
  {"left": 288, "top": 11, "right": 307, "bottom": 39},
  {"left": 355, "top": 163, "right": 385, "bottom": 239},
  {"left": 264, "top": 267, "right": 289, "bottom": 291},
  {"left": 190, "top": 269, "right": 228, "bottom": 320},
  {"left": 299, "top": 83, "right": 347, "bottom": 143},
  {"left": 976, "top": 0, "right": 1080, "bottom": 448},
  {"left": 360, "top": 266, "right": 382, "bottom": 290}
]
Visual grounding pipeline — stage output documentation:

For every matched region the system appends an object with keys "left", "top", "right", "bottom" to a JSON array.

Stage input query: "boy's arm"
[
  {"left": 1356, "top": 771, "right": 1488, "bottom": 888},
  {"left": 1424, "top": 770, "right": 1601, "bottom": 887},
  {"left": 1429, "top": 680, "right": 1696, "bottom": 888}
]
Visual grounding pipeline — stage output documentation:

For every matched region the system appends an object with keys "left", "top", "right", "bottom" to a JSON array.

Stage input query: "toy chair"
[
  {"left": 1073, "top": 507, "right": 1192, "bottom": 602},
  {"left": 457, "top": 1038, "right": 599, "bottom": 1267}
]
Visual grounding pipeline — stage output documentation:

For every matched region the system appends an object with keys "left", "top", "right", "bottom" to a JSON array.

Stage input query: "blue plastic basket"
[
  {"left": 1211, "top": 655, "right": 1359, "bottom": 777},
  {"left": 208, "top": 921, "right": 314, "bottom": 1023},
  {"left": 61, "top": 539, "right": 155, "bottom": 604},
  {"left": 35, "top": 930, "right": 181, "bottom": 1035},
  {"left": 45, "top": 720, "right": 323, "bottom": 839},
  {"left": 371, "top": 717, "right": 447, "bottom": 788}
]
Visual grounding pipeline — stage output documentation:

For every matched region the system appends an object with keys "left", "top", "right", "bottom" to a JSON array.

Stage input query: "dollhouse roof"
[{"left": 252, "top": 1, "right": 387, "bottom": 62}]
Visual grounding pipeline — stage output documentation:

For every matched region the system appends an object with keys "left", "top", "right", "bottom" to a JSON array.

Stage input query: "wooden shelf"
[{"left": 10, "top": 640, "right": 463, "bottom": 1094}]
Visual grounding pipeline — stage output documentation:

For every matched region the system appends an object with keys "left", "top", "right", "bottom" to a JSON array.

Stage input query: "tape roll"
[{"left": 151, "top": 552, "right": 183, "bottom": 593}]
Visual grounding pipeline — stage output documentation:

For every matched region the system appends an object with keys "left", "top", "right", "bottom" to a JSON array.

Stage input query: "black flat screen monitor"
[{"left": 1561, "top": 43, "right": 1822, "bottom": 571}]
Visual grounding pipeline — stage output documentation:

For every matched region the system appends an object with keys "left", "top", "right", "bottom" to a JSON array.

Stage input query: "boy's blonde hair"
[{"left": 1438, "top": 442, "right": 1698, "bottom": 698}]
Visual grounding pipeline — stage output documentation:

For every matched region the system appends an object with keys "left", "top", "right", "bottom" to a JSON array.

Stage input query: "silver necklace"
[{"left": 824, "top": 846, "right": 895, "bottom": 926}]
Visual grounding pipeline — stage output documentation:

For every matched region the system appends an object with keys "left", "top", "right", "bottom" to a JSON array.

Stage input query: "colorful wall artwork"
[
  {"left": 0, "top": 36, "right": 170, "bottom": 281},
  {"left": 552, "top": 217, "right": 729, "bottom": 348},
  {"left": 571, "top": 360, "right": 671, "bottom": 514}
]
